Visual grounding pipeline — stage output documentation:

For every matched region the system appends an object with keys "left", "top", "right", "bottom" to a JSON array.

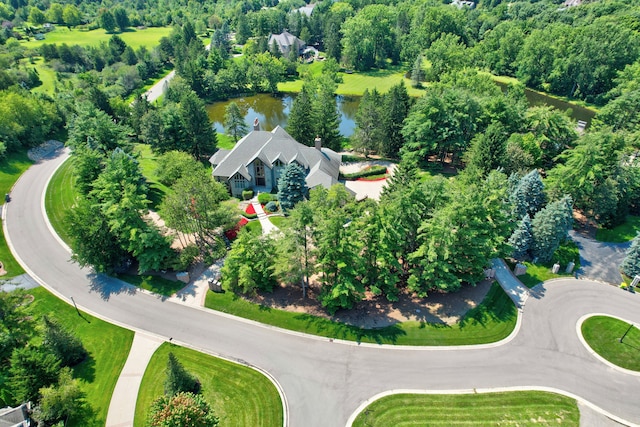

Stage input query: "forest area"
[{"left": 0, "top": 0, "right": 639, "bottom": 310}]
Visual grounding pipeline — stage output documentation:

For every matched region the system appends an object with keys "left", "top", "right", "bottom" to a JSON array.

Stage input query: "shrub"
[
  {"left": 341, "top": 165, "right": 387, "bottom": 180},
  {"left": 265, "top": 201, "right": 278, "bottom": 212},
  {"left": 257, "top": 192, "right": 272, "bottom": 204},
  {"left": 173, "top": 245, "right": 199, "bottom": 271},
  {"left": 241, "top": 189, "right": 254, "bottom": 200}
]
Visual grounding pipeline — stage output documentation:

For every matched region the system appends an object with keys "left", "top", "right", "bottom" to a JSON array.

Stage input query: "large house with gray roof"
[{"left": 209, "top": 120, "right": 341, "bottom": 197}]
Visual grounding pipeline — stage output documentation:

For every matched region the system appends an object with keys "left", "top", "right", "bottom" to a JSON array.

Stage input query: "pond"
[
  {"left": 206, "top": 93, "right": 360, "bottom": 137},
  {"left": 206, "top": 86, "right": 597, "bottom": 138}
]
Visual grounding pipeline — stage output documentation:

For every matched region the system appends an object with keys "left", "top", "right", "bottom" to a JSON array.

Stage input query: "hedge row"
[{"left": 341, "top": 165, "right": 388, "bottom": 180}]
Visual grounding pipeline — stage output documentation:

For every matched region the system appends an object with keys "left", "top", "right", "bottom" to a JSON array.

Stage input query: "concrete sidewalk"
[
  {"left": 251, "top": 199, "right": 279, "bottom": 235},
  {"left": 491, "top": 258, "right": 530, "bottom": 309},
  {"left": 106, "top": 332, "right": 164, "bottom": 427},
  {"left": 169, "top": 260, "right": 224, "bottom": 308}
]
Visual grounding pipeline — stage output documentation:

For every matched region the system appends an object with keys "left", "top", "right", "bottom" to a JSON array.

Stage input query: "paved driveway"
[
  {"left": 570, "top": 231, "right": 630, "bottom": 285},
  {"left": 6, "top": 152, "right": 640, "bottom": 426}
]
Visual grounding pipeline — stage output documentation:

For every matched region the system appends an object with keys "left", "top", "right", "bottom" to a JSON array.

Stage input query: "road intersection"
[{"left": 5, "top": 150, "right": 640, "bottom": 426}]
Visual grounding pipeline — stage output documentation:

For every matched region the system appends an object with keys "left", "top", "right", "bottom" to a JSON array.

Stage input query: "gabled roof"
[
  {"left": 0, "top": 403, "right": 30, "bottom": 427},
  {"left": 295, "top": 3, "right": 315, "bottom": 16},
  {"left": 209, "top": 126, "right": 340, "bottom": 189},
  {"left": 268, "top": 31, "right": 305, "bottom": 53},
  {"left": 209, "top": 149, "right": 231, "bottom": 166}
]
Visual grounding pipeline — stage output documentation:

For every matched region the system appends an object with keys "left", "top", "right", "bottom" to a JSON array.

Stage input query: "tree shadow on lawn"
[
  {"left": 292, "top": 312, "right": 406, "bottom": 344},
  {"left": 73, "top": 353, "right": 96, "bottom": 383},
  {"left": 458, "top": 285, "right": 516, "bottom": 329}
]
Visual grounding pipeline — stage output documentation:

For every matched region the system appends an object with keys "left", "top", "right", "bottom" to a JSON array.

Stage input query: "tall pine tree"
[
  {"left": 277, "top": 163, "right": 309, "bottom": 212},
  {"left": 531, "top": 195, "right": 573, "bottom": 263},
  {"left": 508, "top": 214, "right": 533, "bottom": 261},
  {"left": 621, "top": 234, "right": 640, "bottom": 278}
]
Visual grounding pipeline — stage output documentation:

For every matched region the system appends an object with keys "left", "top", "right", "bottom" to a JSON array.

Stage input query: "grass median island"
[
  {"left": 595, "top": 216, "right": 640, "bottom": 243},
  {"left": 45, "top": 156, "right": 77, "bottom": 246},
  {"left": 134, "top": 342, "right": 283, "bottom": 427},
  {"left": 581, "top": 315, "right": 640, "bottom": 372},
  {"left": 352, "top": 391, "right": 579, "bottom": 427},
  {"left": 205, "top": 282, "right": 516, "bottom": 346},
  {"left": 25, "top": 287, "right": 134, "bottom": 427}
]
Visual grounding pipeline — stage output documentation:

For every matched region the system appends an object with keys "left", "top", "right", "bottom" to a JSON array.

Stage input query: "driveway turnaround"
[
  {"left": 5, "top": 151, "right": 640, "bottom": 427},
  {"left": 570, "top": 230, "right": 630, "bottom": 285}
]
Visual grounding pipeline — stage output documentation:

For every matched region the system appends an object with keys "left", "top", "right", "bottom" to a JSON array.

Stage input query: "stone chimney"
[
  {"left": 314, "top": 136, "right": 322, "bottom": 151},
  {"left": 253, "top": 118, "right": 260, "bottom": 131}
]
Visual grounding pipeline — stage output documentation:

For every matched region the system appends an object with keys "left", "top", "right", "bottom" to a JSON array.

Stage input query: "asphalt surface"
[
  {"left": 570, "top": 230, "right": 630, "bottom": 285},
  {"left": 5, "top": 150, "right": 640, "bottom": 427}
]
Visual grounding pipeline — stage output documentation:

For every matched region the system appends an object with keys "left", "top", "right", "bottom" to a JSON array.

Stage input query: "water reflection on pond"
[
  {"left": 206, "top": 93, "right": 360, "bottom": 137},
  {"left": 206, "top": 87, "right": 596, "bottom": 138}
]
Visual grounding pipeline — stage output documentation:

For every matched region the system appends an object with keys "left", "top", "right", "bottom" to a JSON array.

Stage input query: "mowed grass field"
[
  {"left": 352, "top": 391, "right": 579, "bottom": 427},
  {"left": 45, "top": 156, "right": 77, "bottom": 246},
  {"left": 134, "top": 343, "right": 283, "bottom": 427},
  {"left": 596, "top": 216, "right": 640, "bottom": 243},
  {"left": 278, "top": 62, "right": 426, "bottom": 97},
  {"left": 26, "top": 287, "right": 134, "bottom": 427},
  {"left": 21, "top": 26, "right": 173, "bottom": 50},
  {"left": 581, "top": 315, "right": 640, "bottom": 371}
]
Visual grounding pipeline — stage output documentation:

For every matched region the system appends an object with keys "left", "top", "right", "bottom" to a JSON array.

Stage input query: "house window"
[
  {"left": 231, "top": 174, "right": 246, "bottom": 190},
  {"left": 255, "top": 160, "right": 265, "bottom": 186},
  {"left": 274, "top": 160, "right": 284, "bottom": 167}
]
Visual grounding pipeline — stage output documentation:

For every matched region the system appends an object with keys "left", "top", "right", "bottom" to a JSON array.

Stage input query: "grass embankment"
[
  {"left": 508, "top": 240, "right": 581, "bottom": 289},
  {"left": 25, "top": 287, "right": 134, "bottom": 426},
  {"left": 595, "top": 216, "right": 640, "bottom": 243},
  {"left": 278, "top": 62, "right": 425, "bottom": 97},
  {"left": 206, "top": 282, "right": 516, "bottom": 346},
  {"left": 134, "top": 343, "right": 283, "bottom": 427},
  {"left": 0, "top": 150, "right": 34, "bottom": 277},
  {"left": 581, "top": 316, "right": 640, "bottom": 372},
  {"left": 352, "top": 391, "right": 579, "bottom": 427},
  {"left": 132, "top": 144, "right": 170, "bottom": 209},
  {"left": 21, "top": 26, "right": 173, "bottom": 50},
  {"left": 45, "top": 156, "right": 77, "bottom": 246}
]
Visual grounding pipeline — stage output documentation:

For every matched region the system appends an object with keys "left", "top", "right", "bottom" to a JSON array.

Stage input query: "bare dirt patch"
[{"left": 247, "top": 280, "right": 493, "bottom": 329}]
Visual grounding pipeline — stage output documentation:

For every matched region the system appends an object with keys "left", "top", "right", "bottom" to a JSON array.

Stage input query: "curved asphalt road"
[{"left": 6, "top": 151, "right": 640, "bottom": 426}]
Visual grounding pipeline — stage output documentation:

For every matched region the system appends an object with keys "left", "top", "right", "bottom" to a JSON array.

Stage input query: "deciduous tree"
[{"left": 148, "top": 392, "right": 218, "bottom": 427}]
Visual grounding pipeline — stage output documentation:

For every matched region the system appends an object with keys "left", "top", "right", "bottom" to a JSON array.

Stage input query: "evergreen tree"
[
  {"left": 277, "top": 163, "right": 309, "bottom": 212},
  {"left": 381, "top": 81, "right": 411, "bottom": 158},
  {"left": 351, "top": 88, "right": 384, "bottom": 156},
  {"left": 42, "top": 316, "right": 88, "bottom": 367},
  {"left": 531, "top": 196, "right": 573, "bottom": 264},
  {"left": 510, "top": 169, "right": 546, "bottom": 219},
  {"left": 164, "top": 352, "right": 200, "bottom": 396},
  {"left": 508, "top": 214, "right": 533, "bottom": 261},
  {"left": 178, "top": 90, "right": 217, "bottom": 160},
  {"left": 223, "top": 102, "right": 248, "bottom": 143},
  {"left": 113, "top": 7, "right": 130, "bottom": 32},
  {"left": 286, "top": 83, "right": 315, "bottom": 146},
  {"left": 312, "top": 76, "right": 341, "bottom": 151},
  {"left": 621, "top": 234, "right": 640, "bottom": 278},
  {"left": 411, "top": 55, "right": 424, "bottom": 88},
  {"left": 9, "top": 347, "right": 61, "bottom": 404},
  {"left": 464, "top": 121, "right": 508, "bottom": 177},
  {"left": 380, "top": 157, "right": 419, "bottom": 199}
]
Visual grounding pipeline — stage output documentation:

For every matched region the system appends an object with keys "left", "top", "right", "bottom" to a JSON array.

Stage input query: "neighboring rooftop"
[
  {"left": 295, "top": 3, "right": 315, "bottom": 16},
  {"left": 0, "top": 404, "right": 30, "bottom": 427}
]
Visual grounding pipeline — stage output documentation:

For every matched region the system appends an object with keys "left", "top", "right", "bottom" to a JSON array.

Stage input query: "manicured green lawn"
[
  {"left": 278, "top": 63, "right": 425, "bottom": 97},
  {"left": 352, "top": 391, "right": 578, "bottom": 427},
  {"left": 244, "top": 220, "right": 263, "bottom": 235},
  {"left": 25, "top": 287, "right": 134, "bottom": 427},
  {"left": 269, "top": 216, "right": 288, "bottom": 228},
  {"left": 217, "top": 133, "right": 236, "bottom": 150},
  {"left": 132, "top": 144, "right": 170, "bottom": 209},
  {"left": 508, "top": 240, "right": 581, "bottom": 289},
  {"left": 0, "top": 150, "right": 34, "bottom": 277},
  {"left": 516, "top": 263, "right": 573, "bottom": 289},
  {"left": 581, "top": 315, "right": 640, "bottom": 371},
  {"left": 45, "top": 156, "right": 77, "bottom": 246},
  {"left": 22, "top": 26, "right": 173, "bottom": 50},
  {"left": 31, "top": 57, "right": 57, "bottom": 94},
  {"left": 119, "top": 274, "right": 185, "bottom": 297},
  {"left": 134, "top": 343, "right": 283, "bottom": 427},
  {"left": 206, "top": 282, "right": 516, "bottom": 346},
  {"left": 596, "top": 216, "right": 640, "bottom": 243}
]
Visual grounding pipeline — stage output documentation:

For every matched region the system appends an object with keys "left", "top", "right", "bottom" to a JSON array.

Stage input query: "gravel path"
[{"left": 570, "top": 231, "right": 630, "bottom": 285}]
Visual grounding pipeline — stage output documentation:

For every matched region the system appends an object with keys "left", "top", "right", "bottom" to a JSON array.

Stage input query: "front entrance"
[{"left": 255, "top": 160, "right": 265, "bottom": 186}]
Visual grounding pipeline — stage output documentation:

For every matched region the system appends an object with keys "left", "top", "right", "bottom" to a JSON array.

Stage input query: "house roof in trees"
[
  {"left": 0, "top": 403, "right": 31, "bottom": 427},
  {"left": 209, "top": 125, "right": 340, "bottom": 189},
  {"left": 295, "top": 3, "right": 315, "bottom": 16},
  {"left": 268, "top": 31, "right": 305, "bottom": 54}
]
